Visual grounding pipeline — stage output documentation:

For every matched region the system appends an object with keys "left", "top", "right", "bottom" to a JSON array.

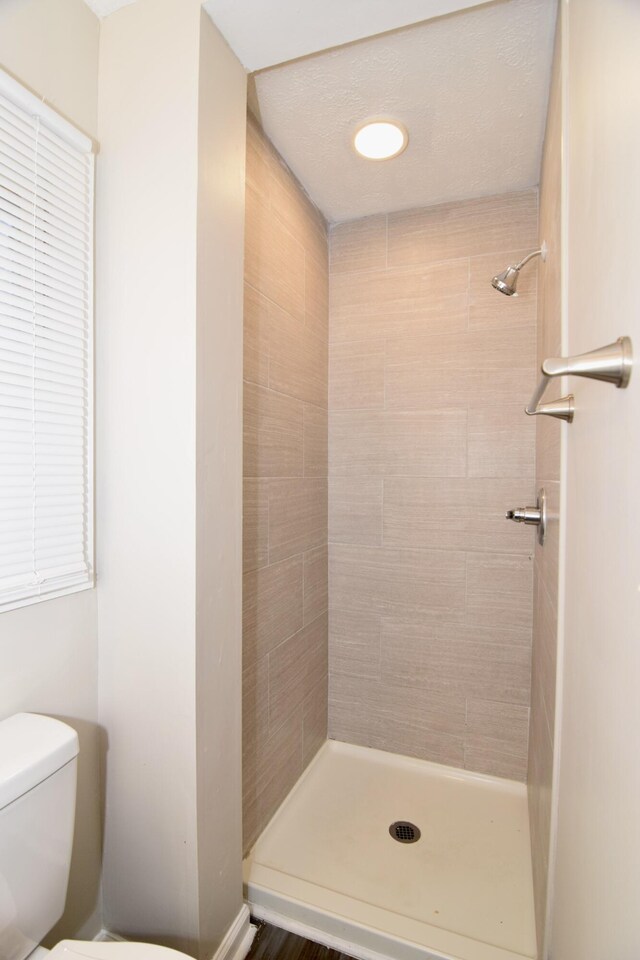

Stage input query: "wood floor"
[{"left": 247, "top": 922, "right": 358, "bottom": 960}]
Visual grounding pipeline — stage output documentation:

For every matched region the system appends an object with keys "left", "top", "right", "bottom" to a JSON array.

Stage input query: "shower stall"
[{"left": 242, "top": 5, "right": 562, "bottom": 960}]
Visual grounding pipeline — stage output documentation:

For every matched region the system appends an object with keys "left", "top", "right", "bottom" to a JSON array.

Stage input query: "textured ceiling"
[
  {"left": 253, "top": 0, "right": 557, "bottom": 223},
  {"left": 203, "top": 0, "right": 488, "bottom": 72}
]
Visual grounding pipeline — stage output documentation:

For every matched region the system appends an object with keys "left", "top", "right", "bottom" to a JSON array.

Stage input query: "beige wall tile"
[
  {"left": 385, "top": 327, "right": 536, "bottom": 411},
  {"left": 267, "top": 145, "right": 326, "bottom": 269},
  {"left": 469, "top": 250, "right": 538, "bottom": 331},
  {"left": 243, "top": 554, "right": 304, "bottom": 664},
  {"left": 304, "top": 544, "right": 328, "bottom": 624},
  {"left": 466, "top": 697, "right": 530, "bottom": 747},
  {"left": 243, "top": 657, "right": 268, "bottom": 758},
  {"left": 244, "top": 382, "right": 304, "bottom": 478},
  {"left": 250, "top": 706, "right": 304, "bottom": 852},
  {"left": 377, "top": 680, "right": 467, "bottom": 738},
  {"left": 329, "top": 673, "right": 379, "bottom": 746},
  {"left": 327, "top": 189, "right": 539, "bottom": 778},
  {"left": 329, "top": 604, "right": 381, "bottom": 681},
  {"left": 242, "top": 655, "right": 269, "bottom": 852},
  {"left": 245, "top": 116, "right": 271, "bottom": 202},
  {"left": 303, "top": 673, "right": 329, "bottom": 766},
  {"left": 268, "top": 613, "right": 328, "bottom": 736},
  {"left": 465, "top": 698, "right": 530, "bottom": 781},
  {"left": 535, "top": 480, "right": 560, "bottom": 612},
  {"left": 375, "top": 723, "right": 465, "bottom": 767},
  {"left": 244, "top": 283, "right": 270, "bottom": 387},
  {"left": 383, "top": 477, "right": 535, "bottom": 554},
  {"left": 330, "top": 215, "right": 387, "bottom": 275},
  {"left": 245, "top": 183, "right": 306, "bottom": 321},
  {"left": 268, "top": 299, "right": 328, "bottom": 407},
  {"left": 243, "top": 115, "right": 328, "bottom": 847},
  {"left": 387, "top": 190, "right": 538, "bottom": 267},
  {"left": 531, "top": 571, "right": 558, "bottom": 736},
  {"left": 330, "top": 410, "right": 467, "bottom": 477},
  {"left": 381, "top": 409, "right": 468, "bottom": 478},
  {"left": 468, "top": 403, "right": 536, "bottom": 479},
  {"left": 464, "top": 740, "right": 528, "bottom": 781},
  {"left": 330, "top": 543, "right": 466, "bottom": 622},
  {"left": 268, "top": 479, "right": 327, "bottom": 563},
  {"left": 243, "top": 479, "right": 269, "bottom": 573},
  {"left": 528, "top": 672, "right": 553, "bottom": 925},
  {"left": 329, "top": 478, "right": 383, "bottom": 546},
  {"left": 330, "top": 340, "right": 385, "bottom": 410},
  {"left": 306, "top": 250, "right": 329, "bottom": 340},
  {"left": 330, "top": 259, "right": 468, "bottom": 344},
  {"left": 466, "top": 553, "right": 533, "bottom": 631},
  {"left": 537, "top": 412, "right": 561, "bottom": 483},
  {"left": 329, "top": 675, "right": 466, "bottom": 765},
  {"left": 379, "top": 618, "right": 531, "bottom": 705},
  {"left": 303, "top": 403, "right": 328, "bottom": 478},
  {"left": 434, "top": 619, "right": 532, "bottom": 647}
]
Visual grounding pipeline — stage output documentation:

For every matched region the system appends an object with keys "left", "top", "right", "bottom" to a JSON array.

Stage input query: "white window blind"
[{"left": 0, "top": 70, "right": 95, "bottom": 612}]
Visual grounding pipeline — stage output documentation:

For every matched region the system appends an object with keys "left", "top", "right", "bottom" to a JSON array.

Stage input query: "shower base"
[{"left": 243, "top": 740, "right": 536, "bottom": 960}]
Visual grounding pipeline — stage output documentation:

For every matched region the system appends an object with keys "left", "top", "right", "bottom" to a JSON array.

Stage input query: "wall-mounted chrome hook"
[
  {"left": 525, "top": 336, "right": 633, "bottom": 422},
  {"left": 506, "top": 488, "right": 547, "bottom": 545}
]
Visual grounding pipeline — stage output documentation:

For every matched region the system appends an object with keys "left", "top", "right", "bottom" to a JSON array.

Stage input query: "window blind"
[{"left": 0, "top": 70, "right": 94, "bottom": 612}]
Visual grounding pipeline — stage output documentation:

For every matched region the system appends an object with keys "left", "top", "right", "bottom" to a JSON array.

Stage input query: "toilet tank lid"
[{"left": 0, "top": 713, "right": 79, "bottom": 810}]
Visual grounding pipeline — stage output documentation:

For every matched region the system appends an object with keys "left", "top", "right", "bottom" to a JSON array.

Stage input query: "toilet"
[{"left": 0, "top": 713, "right": 190, "bottom": 960}]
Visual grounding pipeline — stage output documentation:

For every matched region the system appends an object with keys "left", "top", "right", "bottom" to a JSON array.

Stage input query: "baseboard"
[
  {"left": 211, "top": 905, "right": 256, "bottom": 960},
  {"left": 247, "top": 903, "right": 410, "bottom": 960},
  {"left": 94, "top": 906, "right": 256, "bottom": 960}
]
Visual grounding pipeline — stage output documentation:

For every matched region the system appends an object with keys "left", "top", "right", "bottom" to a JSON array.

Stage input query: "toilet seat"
[{"left": 49, "top": 941, "right": 191, "bottom": 960}]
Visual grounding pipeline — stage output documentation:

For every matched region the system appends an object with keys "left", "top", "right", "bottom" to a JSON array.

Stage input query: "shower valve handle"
[
  {"left": 505, "top": 506, "right": 541, "bottom": 525},
  {"left": 505, "top": 488, "right": 547, "bottom": 546}
]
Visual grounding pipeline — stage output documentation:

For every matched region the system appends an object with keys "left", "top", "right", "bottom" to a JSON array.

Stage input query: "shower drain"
[{"left": 389, "top": 821, "right": 421, "bottom": 843}]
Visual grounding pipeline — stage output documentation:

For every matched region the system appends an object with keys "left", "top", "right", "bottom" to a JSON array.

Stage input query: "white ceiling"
[
  {"left": 202, "top": 0, "right": 489, "bottom": 72},
  {"left": 81, "top": 0, "right": 135, "bottom": 16},
  {"left": 252, "top": 0, "right": 557, "bottom": 223}
]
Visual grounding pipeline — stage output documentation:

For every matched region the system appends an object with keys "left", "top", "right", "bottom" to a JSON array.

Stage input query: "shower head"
[
  {"left": 491, "top": 243, "right": 547, "bottom": 297},
  {"left": 492, "top": 264, "right": 521, "bottom": 296}
]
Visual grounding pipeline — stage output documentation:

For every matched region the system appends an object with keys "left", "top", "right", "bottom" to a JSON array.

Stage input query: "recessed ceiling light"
[{"left": 353, "top": 120, "right": 408, "bottom": 161}]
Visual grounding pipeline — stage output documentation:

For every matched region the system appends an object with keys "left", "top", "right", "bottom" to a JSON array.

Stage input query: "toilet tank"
[{"left": 0, "top": 714, "right": 79, "bottom": 960}]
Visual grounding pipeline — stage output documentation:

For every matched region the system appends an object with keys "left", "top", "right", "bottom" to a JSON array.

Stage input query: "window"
[{"left": 0, "top": 69, "right": 95, "bottom": 612}]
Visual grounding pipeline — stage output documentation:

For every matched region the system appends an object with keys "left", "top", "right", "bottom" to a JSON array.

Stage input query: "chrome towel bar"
[{"left": 525, "top": 336, "right": 633, "bottom": 422}]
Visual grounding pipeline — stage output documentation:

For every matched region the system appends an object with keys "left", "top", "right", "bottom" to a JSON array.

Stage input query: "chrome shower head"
[
  {"left": 492, "top": 264, "right": 521, "bottom": 296},
  {"left": 491, "top": 244, "right": 547, "bottom": 297}
]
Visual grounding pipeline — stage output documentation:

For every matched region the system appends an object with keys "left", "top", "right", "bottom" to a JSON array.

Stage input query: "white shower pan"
[{"left": 244, "top": 740, "right": 537, "bottom": 960}]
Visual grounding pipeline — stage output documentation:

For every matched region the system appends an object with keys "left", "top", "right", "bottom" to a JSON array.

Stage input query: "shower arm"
[
  {"left": 515, "top": 248, "right": 544, "bottom": 272},
  {"left": 525, "top": 336, "right": 633, "bottom": 423}
]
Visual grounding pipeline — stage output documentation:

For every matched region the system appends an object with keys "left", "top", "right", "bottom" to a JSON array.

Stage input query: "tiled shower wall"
[
  {"left": 242, "top": 115, "right": 329, "bottom": 853},
  {"left": 528, "top": 12, "right": 562, "bottom": 952},
  {"left": 328, "top": 191, "right": 539, "bottom": 779}
]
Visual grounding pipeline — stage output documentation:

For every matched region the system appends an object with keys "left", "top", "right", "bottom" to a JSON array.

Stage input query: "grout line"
[{"left": 329, "top": 244, "right": 540, "bottom": 280}]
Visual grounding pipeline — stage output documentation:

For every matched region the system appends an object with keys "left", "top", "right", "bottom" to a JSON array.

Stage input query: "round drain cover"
[{"left": 389, "top": 820, "right": 421, "bottom": 843}]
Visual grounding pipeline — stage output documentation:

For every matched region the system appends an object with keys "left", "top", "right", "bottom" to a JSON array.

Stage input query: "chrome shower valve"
[
  {"left": 506, "top": 488, "right": 547, "bottom": 545},
  {"left": 505, "top": 506, "right": 541, "bottom": 524}
]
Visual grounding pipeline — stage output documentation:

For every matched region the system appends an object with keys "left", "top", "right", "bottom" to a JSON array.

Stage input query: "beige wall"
[
  {"left": 97, "top": 1, "right": 247, "bottom": 954},
  {"left": 0, "top": 0, "right": 102, "bottom": 942},
  {"left": 195, "top": 10, "right": 247, "bottom": 955},
  {"left": 328, "top": 192, "right": 538, "bottom": 779},
  {"left": 0, "top": 0, "right": 98, "bottom": 138},
  {"left": 528, "top": 11, "right": 562, "bottom": 956},
  {"left": 551, "top": 1, "right": 640, "bottom": 957},
  {"left": 243, "top": 115, "right": 329, "bottom": 853},
  {"left": 97, "top": 0, "right": 199, "bottom": 944}
]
